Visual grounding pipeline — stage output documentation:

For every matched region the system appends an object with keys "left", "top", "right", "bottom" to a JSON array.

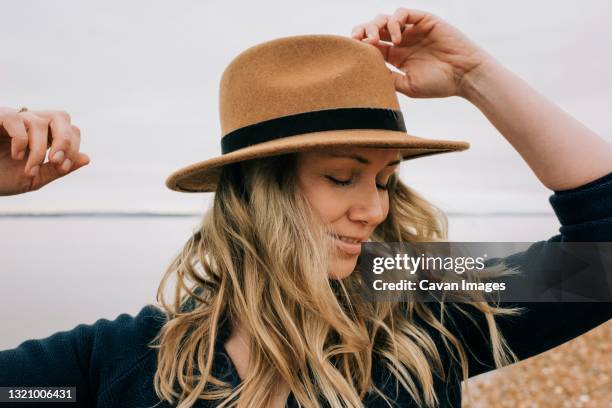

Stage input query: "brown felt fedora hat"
[{"left": 166, "top": 34, "right": 469, "bottom": 193}]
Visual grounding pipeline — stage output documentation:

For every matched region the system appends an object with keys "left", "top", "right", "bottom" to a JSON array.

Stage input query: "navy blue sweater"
[{"left": 1, "top": 172, "right": 610, "bottom": 407}]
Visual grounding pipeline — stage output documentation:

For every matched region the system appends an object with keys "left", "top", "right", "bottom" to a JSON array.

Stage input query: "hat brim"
[{"left": 165, "top": 129, "right": 469, "bottom": 193}]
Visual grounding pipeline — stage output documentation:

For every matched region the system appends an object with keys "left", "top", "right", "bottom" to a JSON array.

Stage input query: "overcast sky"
[{"left": 1, "top": 0, "right": 610, "bottom": 214}]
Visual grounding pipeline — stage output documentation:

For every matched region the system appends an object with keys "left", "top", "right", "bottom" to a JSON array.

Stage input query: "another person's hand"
[
  {"left": 351, "top": 8, "right": 493, "bottom": 98},
  {"left": 0, "top": 107, "right": 90, "bottom": 196}
]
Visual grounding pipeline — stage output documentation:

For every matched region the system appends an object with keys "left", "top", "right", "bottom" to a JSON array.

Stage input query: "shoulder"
[
  {"left": 89, "top": 304, "right": 168, "bottom": 357},
  {"left": 87, "top": 305, "right": 168, "bottom": 394},
  {"left": 89, "top": 304, "right": 168, "bottom": 352}
]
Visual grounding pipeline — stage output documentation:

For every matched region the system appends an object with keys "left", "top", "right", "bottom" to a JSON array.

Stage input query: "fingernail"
[
  {"left": 53, "top": 150, "right": 65, "bottom": 163},
  {"left": 30, "top": 165, "right": 40, "bottom": 177},
  {"left": 61, "top": 158, "right": 72, "bottom": 171},
  {"left": 16, "top": 151, "right": 25, "bottom": 160}
]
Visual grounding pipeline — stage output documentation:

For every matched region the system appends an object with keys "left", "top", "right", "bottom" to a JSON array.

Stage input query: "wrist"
[{"left": 457, "top": 53, "right": 502, "bottom": 103}]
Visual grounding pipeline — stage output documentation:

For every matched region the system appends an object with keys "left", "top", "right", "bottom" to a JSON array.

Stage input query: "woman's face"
[{"left": 295, "top": 147, "right": 401, "bottom": 280}]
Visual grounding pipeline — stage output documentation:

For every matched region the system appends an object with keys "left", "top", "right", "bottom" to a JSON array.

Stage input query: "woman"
[{"left": 1, "top": 8, "right": 610, "bottom": 408}]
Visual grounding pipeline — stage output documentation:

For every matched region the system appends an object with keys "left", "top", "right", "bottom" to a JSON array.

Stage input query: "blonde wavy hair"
[{"left": 148, "top": 152, "right": 523, "bottom": 407}]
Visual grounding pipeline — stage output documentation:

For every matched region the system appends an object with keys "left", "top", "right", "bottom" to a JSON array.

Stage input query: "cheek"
[
  {"left": 312, "top": 195, "right": 346, "bottom": 222},
  {"left": 300, "top": 179, "right": 347, "bottom": 221}
]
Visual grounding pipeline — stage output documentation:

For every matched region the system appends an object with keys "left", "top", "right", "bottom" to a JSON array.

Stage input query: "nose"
[{"left": 347, "top": 183, "right": 387, "bottom": 226}]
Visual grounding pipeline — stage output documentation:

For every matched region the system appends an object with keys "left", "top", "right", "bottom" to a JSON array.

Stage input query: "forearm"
[{"left": 460, "top": 56, "right": 612, "bottom": 191}]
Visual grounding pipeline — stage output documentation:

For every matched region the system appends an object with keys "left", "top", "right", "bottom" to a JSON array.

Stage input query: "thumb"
[
  {"left": 388, "top": 68, "right": 415, "bottom": 97},
  {"left": 33, "top": 152, "right": 91, "bottom": 190}
]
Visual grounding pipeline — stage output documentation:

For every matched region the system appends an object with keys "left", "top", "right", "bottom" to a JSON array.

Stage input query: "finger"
[
  {"left": 76, "top": 151, "right": 90, "bottom": 167},
  {"left": 61, "top": 125, "right": 81, "bottom": 172},
  {"left": 56, "top": 124, "right": 82, "bottom": 173},
  {"left": 33, "top": 151, "right": 91, "bottom": 191},
  {"left": 20, "top": 115, "right": 49, "bottom": 178},
  {"left": 352, "top": 22, "right": 395, "bottom": 43},
  {"left": 54, "top": 125, "right": 79, "bottom": 173},
  {"left": 19, "top": 111, "right": 50, "bottom": 172},
  {"left": 364, "top": 24, "right": 381, "bottom": 43},
  {"left": 388, "top": 68, "right": 406, "bottom": 93},
  {"left": 35, "top": 110, "right": 73, "bottom": 172},
  {"left": 359, "top": 29, "right": 412, "bottom": 69},
  {"left": 350, "top": 24, "right": 366, "bottom": 41},
  {"left": 364, "top": 14, "right": 390, "bottom": 43},
  {"left": 392, "top": 8, "right": 429, "bottom": 27},
  {"left": 386, "top": 67, "right": 416, "bottom": 97},
  {"left": 71, "top": 125, "right": 81, "bottom": 159},
  {"left": 387, "top": 16, "right": 403, "bottom": 45},
  {"left": 0, "top": 112, "right": 29, "bottom": 160}
]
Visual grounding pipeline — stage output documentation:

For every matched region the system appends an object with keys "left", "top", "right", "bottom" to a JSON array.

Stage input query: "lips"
[
  {"left": 328, "top": 233, "right": 363, "bottom": 255},
  {"left": 329, "top": 232, "right": 367, "bottom": 242},
  {"left": 336, "top": 235, "right": 360, "bottom": 244}
]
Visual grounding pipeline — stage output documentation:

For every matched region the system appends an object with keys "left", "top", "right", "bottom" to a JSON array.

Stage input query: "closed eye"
[{"left": 326, "top": 176, "right": 389, "bottom": 191}]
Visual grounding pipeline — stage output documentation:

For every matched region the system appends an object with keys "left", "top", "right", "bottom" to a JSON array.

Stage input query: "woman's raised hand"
[
  {"left": 351, "top": 8, "right": 492, "bottom": 99},
  {"left": 0, "top": 107, "right": 90, "bottom": 196}
]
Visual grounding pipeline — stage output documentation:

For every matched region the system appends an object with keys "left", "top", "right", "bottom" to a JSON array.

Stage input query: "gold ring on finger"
[{"left": 18, "top": 107, "right": 28, "bottom": 113}]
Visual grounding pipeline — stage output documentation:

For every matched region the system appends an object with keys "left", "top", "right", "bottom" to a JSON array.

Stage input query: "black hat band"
[{"left": 221, "top": 107, "right": 407, "bottom": 154}]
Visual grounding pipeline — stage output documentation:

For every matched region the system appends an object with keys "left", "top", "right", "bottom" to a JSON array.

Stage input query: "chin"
[{"left": 328, "top": 256, "right": 358, "bottom": 280}]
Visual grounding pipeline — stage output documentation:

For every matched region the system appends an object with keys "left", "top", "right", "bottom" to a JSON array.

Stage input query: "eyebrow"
[{"left": 326, "top": 152, "right": 401, "bottom": 167}]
